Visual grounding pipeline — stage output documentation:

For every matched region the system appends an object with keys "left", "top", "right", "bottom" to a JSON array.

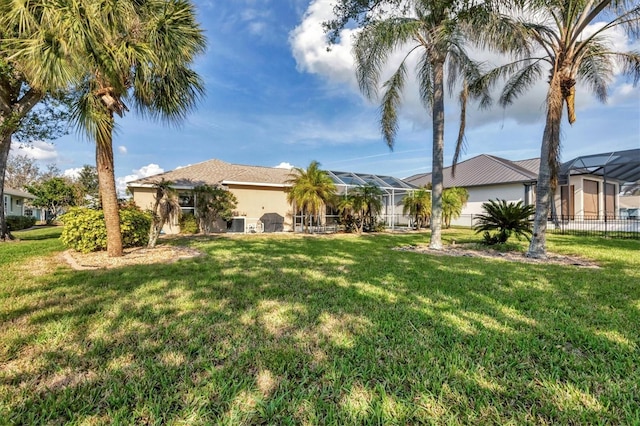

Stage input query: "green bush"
[
  {"left": 6, "top": 215, "right": 37, "bottom": 231},
  {"left": 60, "top": 206, "right": 152, "bottom": 253},
  {"left": 179, "top": 213, "right": 199, "bottom": 234}
]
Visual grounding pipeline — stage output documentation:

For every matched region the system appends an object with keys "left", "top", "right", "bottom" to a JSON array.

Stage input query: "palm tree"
[
  {"left": 479, "top": 0, "right": 640, "bottom": 257},
  {"left": 287, "top": 161, "right": 337, "bottom": 233},
  {"left": 353, "top": 184, "right": 384, "bottom": 232},
  {"left": 442, "top": 187, "right": 469, "bottom": 228},
  {"left": 148, "top": 179, "right": 181, "bottom": 248},
  {"left": 352, "top": 0, "right": 491, "bottom": 249},
  {"left": 402, "top": 187, "right": 432, "bottom": 229},
  {"left": 336, "top": 193, "right": 363, "bottom": 233},
  {"left": 10, "top": 0, "right": 205, "bottom": 256},
  {"left": 0, "top": 3, "right": 78, "bottom": 239}
]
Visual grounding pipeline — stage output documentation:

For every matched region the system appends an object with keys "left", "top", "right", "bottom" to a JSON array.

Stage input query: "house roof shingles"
[
  {"left": 404, "top": 154, "right": 540, "bottom": 188},
  {"left": 3, "top": 187, "right": 35, "bottom": 198},
  {"left": 128, "top": 159, "right": 294, "bottom": 188}
]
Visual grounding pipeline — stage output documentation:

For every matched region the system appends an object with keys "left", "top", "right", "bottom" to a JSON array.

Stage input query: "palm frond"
[
  {"left": 380, "top": 61, "right": 408, "bottom": 149},
  {"left": 354, "top": 17, "right": 421, "bottom": 100},
  {"left": 577, "top": 40, "right": 615, "bottom": 103},
  {"left": 499, "top": 61, "right": 545, "bottom": 107}
]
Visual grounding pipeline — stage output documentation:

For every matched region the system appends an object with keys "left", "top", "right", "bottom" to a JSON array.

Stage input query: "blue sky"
[{"left": 12, "top": 0, "right": 640, "bottom": 191}]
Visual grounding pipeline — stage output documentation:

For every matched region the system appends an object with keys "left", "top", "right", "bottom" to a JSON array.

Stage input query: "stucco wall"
[
  {"left": 449, "top": 183, "right": 528, "bottom": 227},
  {"left": 554, "top": 176, "right": 621, "bottom": 218},
  {"left": 131, "top": 184, "right": 294, "bottom": 234},
  {"left": 228, "top": 184, "right": 293, "bottom": 232}
]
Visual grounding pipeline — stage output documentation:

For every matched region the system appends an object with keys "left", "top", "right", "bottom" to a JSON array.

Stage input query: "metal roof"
[
  {"left": 559, "top": 149, "right": 640, "bottom": 185},
  {"left": 404, "top": 154, "right": 539, "bottom": 188}
]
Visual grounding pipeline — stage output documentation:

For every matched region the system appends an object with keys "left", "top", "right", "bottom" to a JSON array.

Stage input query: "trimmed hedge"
[
  {"left": 6, "top": 215, "right": 37, "bottom": 231},
  {"left": 60, "top": 206, "right": 152, "bottom": 253}
]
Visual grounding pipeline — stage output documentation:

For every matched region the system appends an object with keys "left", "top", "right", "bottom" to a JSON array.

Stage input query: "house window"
[
  {"left": 25, "top": 209, "right": 33, "bottom": 217},
  {"left": 178, "top": 191, "right": 195, "bottom": 215},
  {"left": 3, "top": 196, "right": 7, "bottom": 212}
]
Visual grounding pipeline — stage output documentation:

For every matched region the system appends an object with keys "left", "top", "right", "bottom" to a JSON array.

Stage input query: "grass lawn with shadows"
[{"left": 1, "top": 227, "right": 639, "bottom": 424}]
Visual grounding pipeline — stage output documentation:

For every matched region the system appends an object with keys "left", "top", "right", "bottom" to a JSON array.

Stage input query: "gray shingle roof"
[
  {"left": 128, "top": 159, "right": 294, "bottom": 188},
  {"left": 404, "top": 154, "right": 540, "bottom": 188},
  {"left": 2, "top": 187, "right": 35, "bottom": 198}
]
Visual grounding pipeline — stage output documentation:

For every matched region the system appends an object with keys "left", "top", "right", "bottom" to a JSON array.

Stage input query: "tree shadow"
[{"left": 2, "top": 233, "right": 639, "bottom": 424}]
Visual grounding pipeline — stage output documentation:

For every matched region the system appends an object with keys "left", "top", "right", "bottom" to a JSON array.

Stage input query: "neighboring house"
[
  {"left": 405, "top": 154, "right": 539, "bottom": 226},
  {"left": 404, "top": 150, "right": 638, "bottom": 225},
  {"left": 2, "top": 187, "right": 44, "bottom": 221},
  {"left": 128, "top": 159, "right": 294, "bottom": 233},
  {"left": 127, "top": 159, "right": 416, "bottom": 234}
]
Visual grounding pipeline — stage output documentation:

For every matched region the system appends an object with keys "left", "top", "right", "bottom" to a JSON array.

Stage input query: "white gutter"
[
  {"left": 221, "top": 180, "right": 292, "bottom": 188},
  {"left": 127, "top": 183, "right": 195, "bottom": 190}
]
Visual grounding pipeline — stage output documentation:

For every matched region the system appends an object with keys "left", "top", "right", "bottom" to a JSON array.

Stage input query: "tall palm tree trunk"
[
  {"left": 430, "top": 59, "right": 445, "bottom": 250},
  {"left": 0, "top": 131, "right": 13, "bottom": 240},
  {"left": 95, "top": 115, "right": 123, "bottom": 257},
  {"left": 527, "top": 78, "right": 564, "bottom": 259}
]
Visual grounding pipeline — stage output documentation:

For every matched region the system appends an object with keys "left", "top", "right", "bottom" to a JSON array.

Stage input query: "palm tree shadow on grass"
[{"left": 3, "top": 236, "right": 639, "bottom": 423}]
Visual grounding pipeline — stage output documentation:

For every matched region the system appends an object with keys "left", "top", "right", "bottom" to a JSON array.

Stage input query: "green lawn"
[{"left": 1, "top": 227, "right": 639, "bottom": 424}]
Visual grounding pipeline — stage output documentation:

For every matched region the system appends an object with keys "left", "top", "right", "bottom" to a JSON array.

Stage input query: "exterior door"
[
  {"left": 605, "top": 183, "right": 616, "bottom": 219},
  {"left": 583, "top": 179, "right": 599, "bottom": 219},
  {"left": 561, "top": 185, "right": 575, "bottom": 220}
]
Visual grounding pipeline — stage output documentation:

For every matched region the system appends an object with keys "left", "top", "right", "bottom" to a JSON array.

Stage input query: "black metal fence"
[
  {"left": 545, "top": 216, "right": 640, "bottom": 239},
  {"left": 292, "top": 213, "right": 640, "bottom": 240}
]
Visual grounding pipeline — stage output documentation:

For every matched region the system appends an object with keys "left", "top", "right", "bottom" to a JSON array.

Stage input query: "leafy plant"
[
  {"left": 194, "top": 185, "right": 238, "bottom": 234},
  {"left": 60, "top": 206, "right": 152, "bottom": 253},
  {"left": 179, "top": 213, "right": 199, "bottom": 234},
  {"left": 25, "top": 177, "right": 76, "bottom": 222},
  {"left": 5, "top": 215, "right": 37, "bottom": 231},
  {"left": 473, "top": 199, "right": 535, "bottom": 245}
]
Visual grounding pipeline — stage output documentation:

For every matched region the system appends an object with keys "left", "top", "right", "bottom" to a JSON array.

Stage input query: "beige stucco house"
[{"left": 128, "top": 159, "right": 294, "bottom": 233}]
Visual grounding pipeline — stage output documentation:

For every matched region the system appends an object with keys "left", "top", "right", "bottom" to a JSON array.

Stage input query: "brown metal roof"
[
  {"left": 128, "top": 159, "right": 294, "bottom": 188},
  {"left": 404, "top": 154, "right": 539, "bottom": 188}
]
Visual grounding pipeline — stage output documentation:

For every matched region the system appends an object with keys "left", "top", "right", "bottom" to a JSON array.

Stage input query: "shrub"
[
  {"left": 60, "top": 206, "right": 152, "bottom": 253},
  {"left": 179, "top": 213, "right": 199, "bottom": 234},
  {"left": 473, "top": 199, "right": 535, "bottom": 245},
  {"left": 6, "top": 215, "right": 37, "bottom": 231}
]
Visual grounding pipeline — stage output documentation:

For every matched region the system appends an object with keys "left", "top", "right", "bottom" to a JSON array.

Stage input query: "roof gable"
[
  {"left": 128, "top": 159, "right": 293, "bottom": 188},
  {"left": 404, "top": 154, "right": 539, "bottom": 188},
  {"left": 2, "top": 187, "right": 35, "bottom": 199}
]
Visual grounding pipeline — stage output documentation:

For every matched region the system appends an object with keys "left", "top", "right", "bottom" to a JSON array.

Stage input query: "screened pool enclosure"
[{"left": 293, "top": 170, "right": 421, "bottom": 232}]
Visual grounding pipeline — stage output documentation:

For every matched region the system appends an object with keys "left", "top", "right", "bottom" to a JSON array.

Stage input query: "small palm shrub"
[
  {"left": 60, "top": 206, "right": 152, "bottom": 253},
  {"left": 473, "top": 199, "right": 535, "bottom": 245}
]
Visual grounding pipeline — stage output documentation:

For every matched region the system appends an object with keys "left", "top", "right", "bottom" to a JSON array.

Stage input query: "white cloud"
[
  {"left": 289, "top": 0, "right": 358, "bottom": 87},
  {"left": 116, "top": 163, "right": 164, "bottom": 197},
  {"left": 118, "top": 145, "right": 128, "bottom": 154},
  {"left": 63, "top": 167, "right": 83, "bottom": 180},
  {"left": 11, "top": 141, "right": 58, "bottom": 161},
  {"left": 274, "top": 162, "right": 294, "bottom": 169}
]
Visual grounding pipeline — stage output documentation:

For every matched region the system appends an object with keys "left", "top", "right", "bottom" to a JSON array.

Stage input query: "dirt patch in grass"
[
  {"left": 394, "top": 244, "right": 600, "bottom": 268},
  {"left": 62, "top": 245, "right": 205, "bottom": 270}
]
